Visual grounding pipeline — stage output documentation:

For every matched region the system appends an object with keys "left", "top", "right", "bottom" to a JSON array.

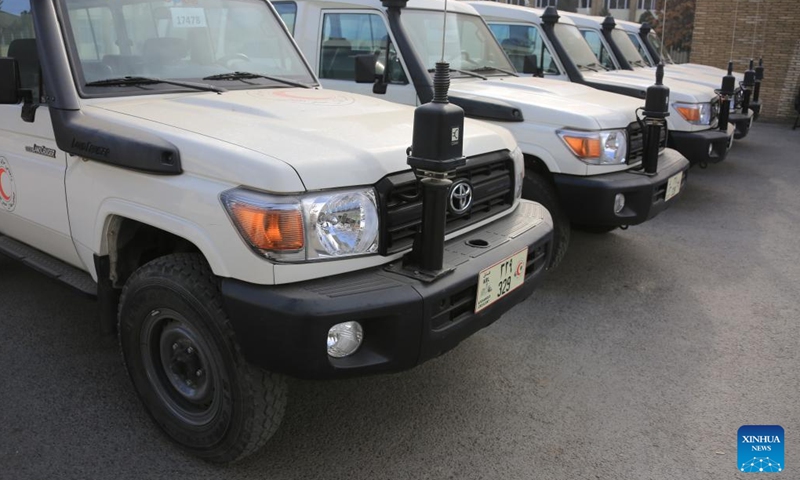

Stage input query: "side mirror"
[
  {"left": 354, "top": 54, "right": 378, "bottom": 83},
  {"left": 0, "top": 58, "right": 21, "bottom": 104},
  {"left": 522, "top": 54, "right": 544, "bottom": 77}
]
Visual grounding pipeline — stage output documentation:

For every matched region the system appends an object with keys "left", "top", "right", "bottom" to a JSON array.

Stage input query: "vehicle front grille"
[
  {"left": 627, "top": 121, "right": 668, "bottom": 165},
  {"left": 375, "top": 150, "right": 515, "bottom": 255},
  {"left": 710, "top": 97, "right": 720, "bottom": 128}
]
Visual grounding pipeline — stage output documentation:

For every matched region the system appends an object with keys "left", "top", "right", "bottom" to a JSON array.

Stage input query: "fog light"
[
  {"left": 327, "top": 321, "right": 363, "bottom": 358},
  {"left": 614, "top": 193, "right": 626, "bottom": 214}
]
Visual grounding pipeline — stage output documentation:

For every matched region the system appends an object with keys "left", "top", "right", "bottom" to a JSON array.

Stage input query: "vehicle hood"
[
  {"left": 449, "top": 76, "right": 643, "bottom": 129},
  {"left": 612, "top": 67, "right": 728, "bottom": 92},
  {"left": 89, "top": 88, "right": 515, "bottom": 191},
  {"left": 667, "top": 64, "right": 745, "bottom": 82},
  {"left": 584, "top": 70, "right": 718, "bottom": 103}
]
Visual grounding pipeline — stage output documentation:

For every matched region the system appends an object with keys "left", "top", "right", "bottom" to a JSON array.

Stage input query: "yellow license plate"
[
  {"left": 665, "top": 172, "right": 683, "bottom": 202},
  {"left": 475, "top": 248, "right": 528, "bottom": 313}
]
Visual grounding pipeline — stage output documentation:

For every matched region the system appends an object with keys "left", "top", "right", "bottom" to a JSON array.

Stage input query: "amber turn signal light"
[
  {"left": 228, "top": 203, "right": 304, "bottom": 251},
  {"left": 561, "top": 135, "right": 602, "bottom": 158}
]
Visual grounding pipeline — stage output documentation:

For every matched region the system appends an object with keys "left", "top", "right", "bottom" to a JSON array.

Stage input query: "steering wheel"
[{"left": 217, "top": 53, "right": 251, "bottom": 68}]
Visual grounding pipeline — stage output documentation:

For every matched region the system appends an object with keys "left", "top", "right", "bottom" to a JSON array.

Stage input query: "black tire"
[
  {"left": 118, "top": 253, "right": 286, "bottom": 463},
  {"left": 573, "top": 224, "right": 618, "bottom": 234},
  {"left": 522, "top": 170, "right": 570, "bottom": 270}
]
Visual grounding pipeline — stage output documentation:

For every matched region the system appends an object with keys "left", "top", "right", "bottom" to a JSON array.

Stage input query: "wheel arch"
[{"left": 93, "top": 201, "right": 231, "bottom": 286}]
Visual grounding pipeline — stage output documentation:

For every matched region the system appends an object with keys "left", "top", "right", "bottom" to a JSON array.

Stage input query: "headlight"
[
  {"left": 673, "top": 102, "right": 712, "bottom": 125},
  {"left": 221, "top": 187, "right": 379, "bottom": 262},
  {"left": 557, "top": 129, "right": 627, "bottom": 165}
]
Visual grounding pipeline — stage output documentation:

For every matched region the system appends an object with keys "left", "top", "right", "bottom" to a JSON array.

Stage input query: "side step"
[{"left": 0, "top": 235, "right": 97, "bottom": 296}]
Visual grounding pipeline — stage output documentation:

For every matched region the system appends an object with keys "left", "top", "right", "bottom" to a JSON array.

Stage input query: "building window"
[
  {"left": 580, "top": 0, "right": 592, "bottom": 8},
  {"left": 637, "top": 0, "right": 656, "bottom": 9},
  {"left": 605, "top": 0, "right": 629, "bottom": 9},
  {"left": 535, "top": 0, "right": 559, "bottom": 7}
]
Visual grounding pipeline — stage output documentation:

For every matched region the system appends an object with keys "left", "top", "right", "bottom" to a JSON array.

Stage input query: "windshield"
[
  {"left": 400, "top": 10, "right": 515, "bottom": 75},
  {"left": 61, "top": 0, "right": 316, "bottom": 92},
  {"left": 627, "top": 32, "right": 653, "bottom": 66},
  {"left": 611, "top": 29, "right": 646, "bottom": 67},
  {"left": 488, "top": 23, "right": 559, "bottom": 75},
  {"left": 647, "top": 32, "right": 674, "bottom": 63},
  {"left": 553, "top": 23, "right": 603, "bottom": 71}
]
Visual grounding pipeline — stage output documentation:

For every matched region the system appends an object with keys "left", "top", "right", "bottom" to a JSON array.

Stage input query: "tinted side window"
[
  {"left": 580, "top": 29, "right": 615, "bottom": 70},
  {"left": 320, "top": 12, "right": 406, "bottom": 83},
  {"left": 273, "top": 2, "right": 297, "bottom": 35},
  {"left": 489, "top": 23, "right": 558, "bottom": 74},
  {"left": 1, "top": 0, "right": 41, "bottom": 100}
]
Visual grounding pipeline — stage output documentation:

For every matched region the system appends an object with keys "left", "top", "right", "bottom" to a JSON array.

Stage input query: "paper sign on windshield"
[{"left": 171, "top": 8, "right": 207, "bottom": 28}]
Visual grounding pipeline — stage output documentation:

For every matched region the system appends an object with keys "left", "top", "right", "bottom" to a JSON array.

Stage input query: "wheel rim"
[{"left": 140, "top": 308, "right": 223, "bottom": 427}]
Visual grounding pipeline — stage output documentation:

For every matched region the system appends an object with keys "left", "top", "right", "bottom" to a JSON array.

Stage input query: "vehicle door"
[
  {"left": 312, "top": 9, "right": 416, "bottom": 105},
  {"left": 0, "top": 0, "right": 82, "bottom": 266}
]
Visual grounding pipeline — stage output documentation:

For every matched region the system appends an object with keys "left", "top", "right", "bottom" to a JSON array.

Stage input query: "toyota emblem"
[{"left": 449, "top": 180, "right": 473, "bottom": 215}]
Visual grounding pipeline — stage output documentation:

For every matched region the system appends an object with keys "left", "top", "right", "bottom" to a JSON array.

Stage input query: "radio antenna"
[
  {"left": 750, "top": 0, "right": 759, "bottom": 59},
  {"left": 441, "top": 0, "right": 448, "bottom": 63},
  {"left": 659, "top": 0, "right": 666, "bottom": 61},
  {"left": 729, "top": 0, "right": 740, "bottom": 62}
]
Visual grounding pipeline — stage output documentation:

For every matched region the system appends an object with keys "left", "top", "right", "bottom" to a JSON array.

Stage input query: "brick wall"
[{"left": 691, "top": 0, "right": 800, "bottom": 121}]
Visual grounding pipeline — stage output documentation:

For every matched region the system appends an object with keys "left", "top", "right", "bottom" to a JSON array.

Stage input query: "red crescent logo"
[
  {"left": 515, "top": 262, "right": 524, "bottom": 277},
  {"left": 0, "top": 167, "right": 11, "bottom": 202}
]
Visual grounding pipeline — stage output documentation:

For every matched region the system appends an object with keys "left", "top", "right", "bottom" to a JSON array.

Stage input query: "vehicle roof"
[
  {"left": 301, "top": 0, "right": 479, "bottom": 15},
  {"left": 558, "top": 11, "right": 613, "bottom": 29},
  {"left": 615, "top": 18, "right": 642, "bottom": 29},
  {"left": 463, "top": 2, "right": 578, "bottom": 27}
]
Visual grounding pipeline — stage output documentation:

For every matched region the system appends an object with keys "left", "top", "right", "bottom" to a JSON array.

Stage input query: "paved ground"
[{"left": 1, "top": 122, "right": 798, "bottom": 480}]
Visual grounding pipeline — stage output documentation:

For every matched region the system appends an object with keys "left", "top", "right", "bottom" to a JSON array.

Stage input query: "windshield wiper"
[
  {"left": 630, "top": 59, "right": 647, "bottom": 68},
  {"left": 85, "top": 76, "right": 225, "bottom": 93},
  {"left": 470, "top": 66, "right": 519, "bottom": 77},
  {"left": 427, "top": 67, "right": 487, "bottom": 80},
  {"left": 202, "top": 71, "right": 312, "bottom": 89},
  {"left": 576, "top": 63, "right": 600, "bottom": 72}
]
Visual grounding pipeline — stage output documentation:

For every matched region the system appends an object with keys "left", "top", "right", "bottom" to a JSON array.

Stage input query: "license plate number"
[
  {"left": 665, "top": 172, "right": 683, "bottom": 201},
  {"left": 475, "top": 248, "right": 527, "bottom": 313}
]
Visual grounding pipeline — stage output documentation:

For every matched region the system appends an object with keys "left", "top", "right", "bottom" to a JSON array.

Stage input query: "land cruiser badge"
[{"left": 0, "top": 157, "right": 17, "bottom": 212}]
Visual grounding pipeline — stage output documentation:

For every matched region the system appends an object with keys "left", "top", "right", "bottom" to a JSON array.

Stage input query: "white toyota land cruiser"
[
  {"left": 280, "top": 0, "right": 690, "bottom": 269},
  {"left": 616, "top": 19, "right": 765, "bottom": 122},
  {"left": 561, "top": 13, "right": 754, "bottom": 140},
  {"left": 0, "top": 0, "right": 553, "bottom": 462},
  {"left": 471, "top": 3, "right": 736, "bottom": 169}
]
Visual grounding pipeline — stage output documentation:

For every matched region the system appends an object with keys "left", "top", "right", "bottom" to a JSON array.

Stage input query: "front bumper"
[
  {"left": 668, "top": 124, "right": 733, "bottom": 165},
  {"left": 221, "top": 200, "right": 553, "bottom": 380},
  {"left": 730, "top": 110, "right": 754, "bottom": 139},
  {"left": 552, "top": 148, "right": 689, "bottom": 227}
]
